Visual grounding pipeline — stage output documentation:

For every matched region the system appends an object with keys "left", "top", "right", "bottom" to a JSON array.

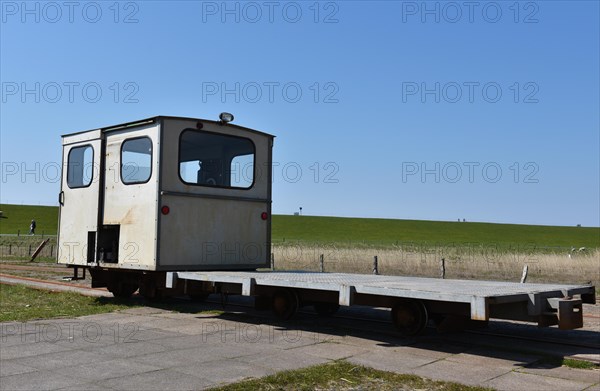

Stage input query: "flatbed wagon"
[
  {"left": 166, "top": 270, "right": 595, "bottom": 335},
  {"left": 57, "top": 114, "right": 596, "bottom": 336}
]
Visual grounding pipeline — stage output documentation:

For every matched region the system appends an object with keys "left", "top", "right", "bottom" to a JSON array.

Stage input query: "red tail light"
[
  {"left": 161, "top": 206, "right": 170, "bottom": 215},
  {"left": 261, "top": 212, "right": 268, "bottom": 220}
]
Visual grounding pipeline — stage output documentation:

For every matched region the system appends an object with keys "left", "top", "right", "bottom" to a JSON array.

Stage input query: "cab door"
[{"left": 57, "top": 134, "right": 102, "bottom": 265}]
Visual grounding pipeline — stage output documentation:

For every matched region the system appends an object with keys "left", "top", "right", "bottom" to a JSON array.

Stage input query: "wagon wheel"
[
  {"left": 272, "top": 289, "right": 299, "bottom": 320},
  {"left": 314, "top": 302, "right": 340, "bottom": 317},
  {"left": 108, "top": 282, "right": 138, "bottom": 299},
  {"left": 391, "top": 299, "right": 428, "bottom": 336}
]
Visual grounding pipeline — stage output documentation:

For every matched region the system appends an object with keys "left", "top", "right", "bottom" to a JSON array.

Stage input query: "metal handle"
[{"left": 58, "top": 191, "right": 64, "bottom": 206}]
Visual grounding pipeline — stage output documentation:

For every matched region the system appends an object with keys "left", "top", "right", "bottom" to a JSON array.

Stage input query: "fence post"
[
  {"left": 520, "top": 264, "right": 528, "bottom": 283},
  {"left": 319, "top": 254, "right": 324, "bottom": 273},
  {"left": 373, "top": 255, "right": 379, "bottom": 275},
  {"left": 50, "top": 245, "right": 54, "bottom": 258},
  {"left": 28, "top": 244, "right": 32, "bottom": 256},
  {"left": 17, "top": 230, "right": 20, "bottom": 237},
  {"left": 440, "top": 258, "right": 446, "bottom": 279},
  {"left": 270, "top": 253, "right": 275, "bottom": 271},
  {"left": 9, "top": 244, "right": 11, "bottom": 255}
]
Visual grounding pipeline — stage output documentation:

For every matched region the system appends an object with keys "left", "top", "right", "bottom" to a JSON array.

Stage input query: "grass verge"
[
  {"left": 210, "top": 360, "right": 493, "bottom": 391},
  {"left": 562, "top": 358, "right": 597, "bottom": 370},
  {"left": 0, "top": 283, "right": 138, "bottom": 322}
]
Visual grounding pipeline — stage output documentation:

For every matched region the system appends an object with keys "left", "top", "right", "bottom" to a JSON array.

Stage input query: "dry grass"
[{"left": 272, "top": 244, "right": 599, "bottom": 286}]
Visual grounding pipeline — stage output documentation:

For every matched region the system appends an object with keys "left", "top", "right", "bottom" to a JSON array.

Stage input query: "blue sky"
[{"left": 1, "top": 0, "right": 598, "bottom": 227}]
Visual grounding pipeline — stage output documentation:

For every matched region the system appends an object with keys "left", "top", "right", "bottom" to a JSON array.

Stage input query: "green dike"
[
  {"left": 1, "top": 204, "right": 598, "bottom": 249},
  {"left": 272, "top": 215, "right": 599, "bottom": 249}
]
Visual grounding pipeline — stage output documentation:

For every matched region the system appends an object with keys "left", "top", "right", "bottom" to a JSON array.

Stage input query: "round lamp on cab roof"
[{"left": 219, "top": 112, "right": 234, "bottom": 124}]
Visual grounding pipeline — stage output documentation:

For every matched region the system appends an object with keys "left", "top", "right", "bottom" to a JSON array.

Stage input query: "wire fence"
[{"left": 0, "top": 235, "right": 57, "bottom": 261}]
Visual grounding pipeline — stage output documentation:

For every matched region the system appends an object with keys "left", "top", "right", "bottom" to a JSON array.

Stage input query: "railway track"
[
  {"left": 1, "top": 271, "right": 598, "bottom": 354},
  {"left": 0, "top": 264, "right": 70, "bottom": 273}
]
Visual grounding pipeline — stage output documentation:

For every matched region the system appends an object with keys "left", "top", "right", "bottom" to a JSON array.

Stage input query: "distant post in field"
[
  {"left": 319, "top": 254, "right": 324, "bottom": 273},
  {"left": 373, "top": 255, "right": 379, "bottom": 275},
  {"left": 271, "top": 253, "right": 275, "bottom": 270},
  {"left": 440, "top": 258, "right": 446, "bottom": 279},
  {"left": 520, "top": 265, "right": 528, "bottom": 283}
]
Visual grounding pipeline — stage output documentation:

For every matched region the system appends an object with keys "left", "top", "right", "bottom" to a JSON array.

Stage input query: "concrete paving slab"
[
  {"left": 585, "top": 382, "right": 600, "bottom": 391},
  {"left": 101, "top": 369, "right": 214, "bottom": 391},
  {"left": 55, "top": 382, "right": 118, "bottom": 391},
  {"left": 159, "top": 320, "right": 230, "bottom": 336},
  {"left": 147, "top": 333, "right": 230, "bottom": 350},
  {"left": 0, "top": 369, "right": 90, "bottom": 391},
  {"left": 484, "top": 370, "right": 594, "bottom": 391},
  {"left": 235, "top": 350, "right": 328, "bottom": 373},
  {"left": 174, "top": 358, "right": 271, "bottom": 384},
  {"left": 2, "top": 304, "right": 599, "bottom": 391},
  {"left": 130, "top": 315, "right": 205, "bottom": 330},
  {"left": 444, "top": 347, "right": 540, "bottom": 369},
  {"left": 60, "top": 358, "right": 160, "bottom": 382},
  {"left": 81, "top": 339, "right": 171, "bottom": 358},
  {"left": 146, "top": 337, "right": 276, "bottom": 364},
  {"left": 0, "top": 341, "right": 73, "bottom": 361},
  {"left": 393, "top": 341, "right": 469, "bottom": 361},
  {"left": 347, "top": 347, "right": 439, "bottom": 373},
  {"left": 0, "top": 333, "right": 42, "bottom": 348},
  {"left": 287, "top": 341, "right": 369, "bottom": 360},
  {"left": 264, "top": 325, "right": 328, "bottom": 350},
  {"left": 128, "top": 342, "right": 275, "bottom": 369},
  {"left": 517, "top": 363, "right": 600, "bottom": 383},
  {"left": 330, "top": 334, "right": 407, "bottom": 350},
  {"left": 409, "top": 358, "right": 511, "bottom": 385},
  {"left": 77, "top": 314, "right": 182, "bottom": 329},
  {"left": 115, "top": 327, "right": 183, "bottom": 343},
  {"left": 0, "top": 360, "right": 38, "bottom": 376},
  {"left": 8, "top": 349, "right": 115, "bottom": 371},
  {"left": 128, "top": 347, "right": 219, "bottom": 368}
]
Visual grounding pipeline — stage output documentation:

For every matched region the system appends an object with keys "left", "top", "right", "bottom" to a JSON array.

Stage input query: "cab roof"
[{"left": 61, "top": 115, "right": 275, "bottom": 139}]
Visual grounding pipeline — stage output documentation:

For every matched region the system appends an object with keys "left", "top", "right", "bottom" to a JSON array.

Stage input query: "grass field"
[
  {"left": 1, "top": 204, "right": 598, "bottom": 250},
  {"left": 0, "top": 204, "right": 58, "bottom": 236},
  {"left": 272, "top": 215, "right": 600, "bottom": 250}
]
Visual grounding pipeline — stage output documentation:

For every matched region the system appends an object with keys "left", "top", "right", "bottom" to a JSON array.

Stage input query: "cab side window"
[
  {"left": 67, "top": 145, "right": 94, "bottom": 188},
  {"left": 121, "top": 137, "right": 153, "bottom": 184}
]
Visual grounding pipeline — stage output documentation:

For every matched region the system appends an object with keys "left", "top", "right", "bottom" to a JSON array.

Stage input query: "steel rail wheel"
[
  {"left": 272, "top": 289, "right": 299, "bottom": 320},
  {"left": 391, "top": 299, "right": 428, "bottom": 336}
]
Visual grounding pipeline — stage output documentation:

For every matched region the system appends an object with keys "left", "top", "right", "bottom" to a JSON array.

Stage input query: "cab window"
[
  {"left": 121, "top": 137, "right": 152, "bottom": 184},
  {"left": 179, "top": 130, "right": 255, "bottom": 189},
  {"left": 67, "top": 145, "right": 94, "bottom": 188}
]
